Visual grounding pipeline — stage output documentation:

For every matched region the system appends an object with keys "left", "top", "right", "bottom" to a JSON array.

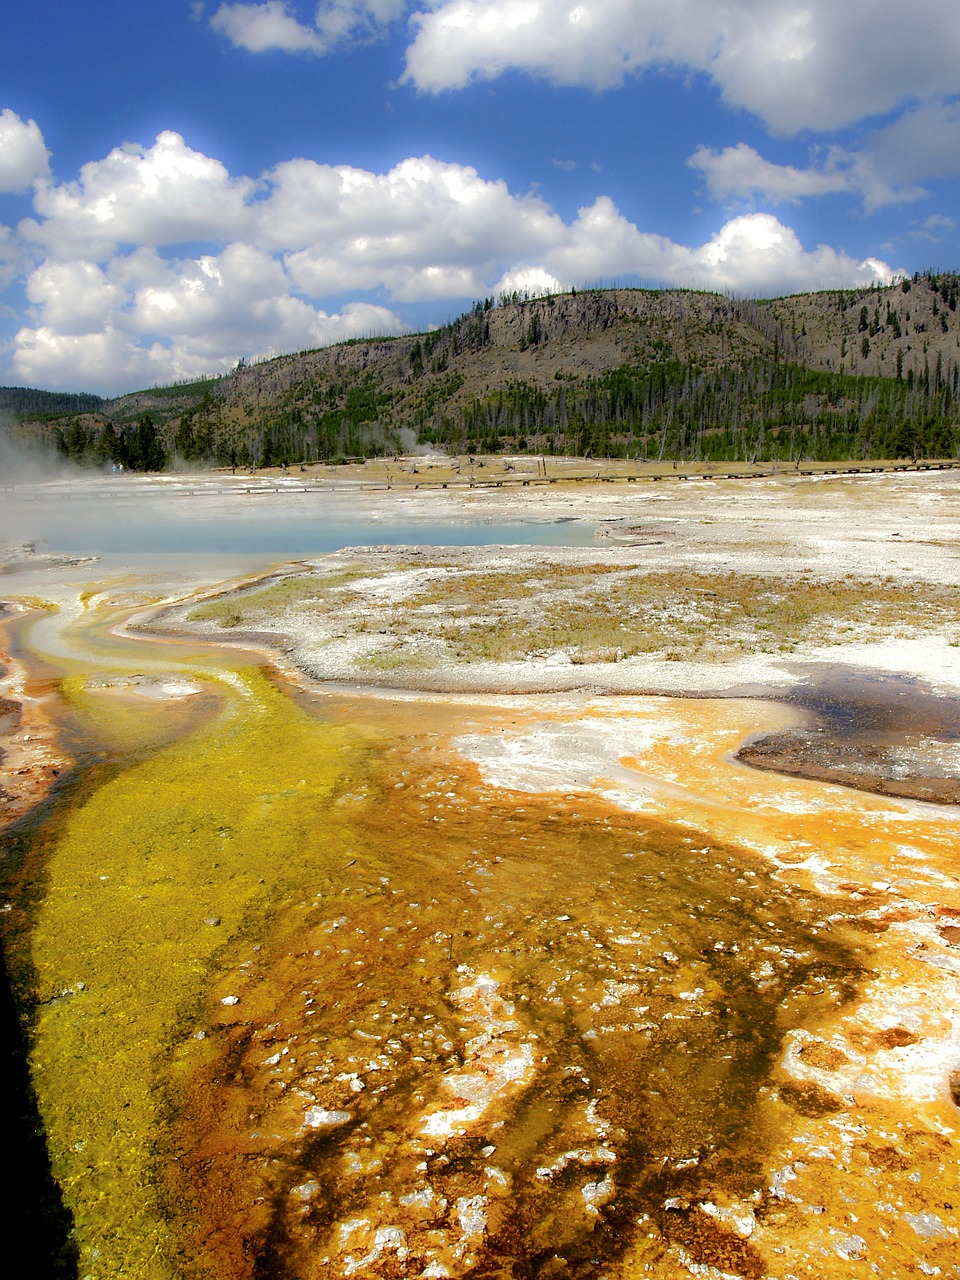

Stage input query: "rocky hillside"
[{"left": 13, "top": 273, "right": 960, "bottom": 467}]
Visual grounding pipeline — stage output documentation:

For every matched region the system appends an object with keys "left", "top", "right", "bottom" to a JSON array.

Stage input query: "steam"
[
  {"left": 0, "top": 418, "right": 94, "bottom": 553},
  {"left": 397, "top": 426, "right": 444, "bottom": 457},
  {"left": 0, "top": 416, "right": 60, "bottom": 485}
]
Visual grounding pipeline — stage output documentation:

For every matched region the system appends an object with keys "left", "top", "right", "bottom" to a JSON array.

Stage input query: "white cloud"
[
  {"left": 402, "top": 0, "right": 960, "bottom": 136},
  {"left": 910, "top": 213, "right": 957, "bottom": 243},
  {"left": 210, "top": 0, "right": 405, "bottom": 55},
  {"left": 13, "top": 326, "right": 186, "bottom": 395},
  {"left": 15, "top": 242, "right": 403, "bottom": 392},
  {"left": 25, "top": 260, "right": 125, "bottom": 334},
  {"left": 268, "top": 154, "right": 565, "bottom": 298},
  {"left": 21, "top": 131, "right": 255, "bottom": 260},
  {"left": 492, "top": 265, "right": 564, "bottom": 298},
  {"left": 690, "top": 99, "right": 960, "bottom": 214},
  {"left": 210, "top": 2, "right": 326, "bottom": 53},
  {"left": 127, "top": 242, "right": 399, "bottom": 356},
  {"left": 685, "top": 215, "right": 894, "bottom": 296},
  {"left": 543, "top": 198, "right": 895, "bottom": 296},
  {"left": 9, "top": 129, "right": 899, "bottom": 393},
  {"left": 0, "top": 108, "right": 51, "bottom": 193},
  {"left": 688, "top": 143, "right": 851, "bottom": 206}
]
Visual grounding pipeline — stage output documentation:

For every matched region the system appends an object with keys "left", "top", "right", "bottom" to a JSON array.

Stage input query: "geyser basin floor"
[
  {"left": 6, "top": 642, "right": 960, "bottom": 1276},
  {"left": 163, "top": 689, "right": 960, "bottom": 1279},
  {"left": 4, "top": 470, "right": 960, "bottom": 1277}
]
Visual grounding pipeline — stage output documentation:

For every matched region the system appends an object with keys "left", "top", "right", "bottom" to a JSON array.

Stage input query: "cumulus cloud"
[
  {"left": 402, "top": 0, "right": 960, "bottom": 136},
  {"left": 690, "top": 99, "right": 960, "bottom": 213},
  {"left": 127, "top": 242, "right": 399, "bottom": 357},
  {"left": 25, "top": 260, "right": 125, "bottom": 334},
  {"left": 13, "top": 297, "right": 402, "bottom": 393},
  {"left": 9, "top": 129, "right": 899, "bottom": 393},
  {"left": 14, "top": 326, "right": 189, "bottom": 395},
  {"left": 687, "top": 215, "right": 893, "bottom": 296},
  {"left": 15, "top": 241, "right": 403, "bottom": 391},
  {"left": 21, "top": 131, "right": 255, "bottom": 259},
  {"left": 210, "top": 0, "right": 405, "bottom": 55},
  {"left": 0, "top": 108, "right": 51, "bottom": 193},
  {"left": 543, "top": 198, "right": 894, "bottom": 296},
  {"left": 267, "top": 154, "right": 565, "bottom": 298},
  {"left": 688, "top": 143, "right": 851, "bottom": 206},
  {"left": 492, "top": 265, "right": 564, "bottom": 298},
  {"left": 211, "top": 1, "right": 326, "bottom": 53}
]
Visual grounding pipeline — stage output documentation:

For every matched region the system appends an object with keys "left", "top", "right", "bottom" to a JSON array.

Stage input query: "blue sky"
[{"left": 1, "top": 0, "right": 959, "bottom": 395}]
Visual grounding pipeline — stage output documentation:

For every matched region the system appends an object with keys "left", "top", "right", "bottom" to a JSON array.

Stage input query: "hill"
[
  {"left": 8, "top": 272, "right": 960, "bottom": 468},
  {"left": 0, "top": 386, "right": 105, "bottom": 418}
]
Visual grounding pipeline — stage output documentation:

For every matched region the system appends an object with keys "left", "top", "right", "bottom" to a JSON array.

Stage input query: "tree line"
[
  {"left": 53, "top": 414, "right": 167, "bottom": 471},
  {"left": 1, "top": 386, "right": 105, "bottom": 417},
  {"left": 39, "top": 355, "right": 960, "bottom": 469},
  {"left": 416, "top": 357, "right": 960, "bottom": 462}
]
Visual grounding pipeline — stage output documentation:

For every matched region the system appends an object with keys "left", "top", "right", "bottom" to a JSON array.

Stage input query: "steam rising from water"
[{"left": 0, "top": 418, "right": 60, "bottom": 488}]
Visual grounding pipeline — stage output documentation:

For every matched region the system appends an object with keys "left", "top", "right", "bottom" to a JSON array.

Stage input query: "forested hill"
[
  {"left": 10, "top": 271, "right": 960, "bottom": 468},
  {"left": 0, "top": 386, "right": 105, "bottom": 417}
]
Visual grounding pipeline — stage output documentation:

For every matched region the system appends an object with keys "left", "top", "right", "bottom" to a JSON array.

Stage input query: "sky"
[{"left": 1, "top": 1, "right": 959, "bottom": 397}]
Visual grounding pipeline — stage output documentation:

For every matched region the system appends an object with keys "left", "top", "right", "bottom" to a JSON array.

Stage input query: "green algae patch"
[{"left": 25, "top": 667, "right": 370, "bottom": 1280}]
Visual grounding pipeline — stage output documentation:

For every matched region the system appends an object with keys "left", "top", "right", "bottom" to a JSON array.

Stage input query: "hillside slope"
[{"left": 12, "top": 274, "right": 960, "bottom": 467}]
